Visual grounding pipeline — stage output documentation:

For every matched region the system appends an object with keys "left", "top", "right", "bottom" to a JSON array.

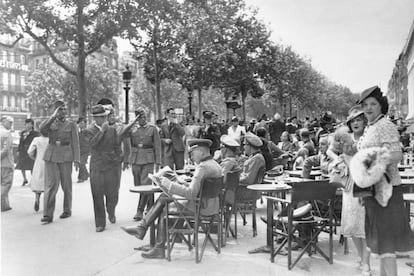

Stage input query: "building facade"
[{"left": 0, "top": 35, "right": 32, "bottom": 130}]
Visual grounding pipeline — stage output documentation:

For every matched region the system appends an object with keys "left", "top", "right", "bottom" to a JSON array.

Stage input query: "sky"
[{"left": 244, "top": 0, "right": 414, "bottom": 93}]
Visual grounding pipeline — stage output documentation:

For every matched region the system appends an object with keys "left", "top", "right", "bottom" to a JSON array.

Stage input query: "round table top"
[
  {"left": 294, "top": 166, "right": 321, "bottom": 171},
  {"left": 263, "top": 177, "right": 306, "bottom": 183},
  {"left": 398, "top": 164, "right": 412, "bottom": 169},
  {"left": 401, "top": 178, "right": 414, "bottom": 185},
  {"left": 403, "top": 193, "right": 414, "bottom": 201},
  {"left": 287, "top": 170, "right": 321, "bottom": 177},
  {"left": 247, "top": 183, "right": 291, "bottom": 191},
  {"left": 129, "top": 185, "right": 162, "bottom": 193}
]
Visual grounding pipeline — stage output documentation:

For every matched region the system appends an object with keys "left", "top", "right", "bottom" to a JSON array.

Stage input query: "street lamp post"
[
  {"left": 188, "top": 90, "right": 193, "bottom": 115},
  {"left": 122, "top": 64, "right": 132, "bottom": 123}
]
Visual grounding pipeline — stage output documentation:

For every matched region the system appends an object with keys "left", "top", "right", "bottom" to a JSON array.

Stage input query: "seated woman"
[
  {"left": 301, "top": 135, "right": 332, "bottom": 178},
  {"left": 121, "top": 139, "right": 222, "bottom": 259}
]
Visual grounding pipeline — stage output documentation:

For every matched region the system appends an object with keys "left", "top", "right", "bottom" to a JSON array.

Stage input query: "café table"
[
  {"left": 246, "top": 183, "right": 292, "bottom": 254},
  {"left": 286, "top": 170, "right": 322, "bottom": 178},
  {"left": 129, "top": 185, "right": 162, "bottom": 251}
]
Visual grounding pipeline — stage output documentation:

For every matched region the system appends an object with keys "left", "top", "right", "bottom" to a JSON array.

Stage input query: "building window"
[
  {"left": 20, "top": 75, "right": 25, "bottom": 87},
  {"left": 2, "top": 50, "right": 7, "bottom": 61},
  {"left": 21, "top": 98, "right": 25, "bottom": 110},
  {"left": 10, "top": 73, "right": 15, "bottom": 87},
  {"left": 2, "top": 72, "right": 8, "bottom": 90},
  {"left": 21, "top": 54, "right": 25, "bottom": 65},
  {"left": 2, "top": 95, "right": 7, "bottom": 109},
  {"left": 10, "top": 95, "right": 15, "bottom": 108}
]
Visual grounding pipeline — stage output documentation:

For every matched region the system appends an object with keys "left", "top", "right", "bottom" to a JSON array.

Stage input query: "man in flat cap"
[
  {"left": 120, "top": 109, "right": 161, "bottom": 221},
  {"left": 121, "top": 138, "right": 222, "bottom": 259},
  {"left": 198, "top": 110, "right": 221, "bottom": 155},
  {"left": 1, "top": 116, "right": 14, "bottom": 211},
  {"left": 238, "top": 132, "right": 266, "bottom": 200},
  {"left": 39, "top": 100, "right": 80, "bottom": 224},
  {"left": 160, "top": 107, "right": 185, "bottom": 170},
  {"left": 83, "top": 105, "right": 123, "bottom": 232}
]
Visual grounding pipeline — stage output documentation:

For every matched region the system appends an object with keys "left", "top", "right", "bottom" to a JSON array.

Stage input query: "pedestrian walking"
[
  {"left": 39, "top": 100, "right": 80, "bottom": 224},
  {"left": 27, "top": 133, "right": 49, "bottom": 212},
  {"left": 120, "top": 109, "right": 161, "bottom": 221},
  {"left": 84, "top": 105, "right": 123, "bottom": 232},
  {"left": 160, "top": 108, "right": 185, "bottom": 170},
  {"left": 77, "top": 117, "right": 90, "bottom": 183},
  {"left": 1, "top": 116, "right": 14, "bottom": 212},
  {"left": 15, "top": 118, "right": 39, "bottom": 186}
]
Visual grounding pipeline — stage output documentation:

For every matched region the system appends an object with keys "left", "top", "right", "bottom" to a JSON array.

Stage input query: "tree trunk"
[
  {"left": 241, "top": 93, "right": 246, "bottom": 122},
  {"left": 77, "top": 1, "right": 87, "bottom": 118},
  {"left": 197, "top": 88, "right": 202, "bottom": 119},
  {"left": 153, "top": 24, "right": 162, "bottom": 119}
]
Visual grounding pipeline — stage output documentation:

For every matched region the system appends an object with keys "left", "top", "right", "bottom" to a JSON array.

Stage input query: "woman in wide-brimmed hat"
[{"left": 351, "top": 86, "right": 414, "bottom": 276}]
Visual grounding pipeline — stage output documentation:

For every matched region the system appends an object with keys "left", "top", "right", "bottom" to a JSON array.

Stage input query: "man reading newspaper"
[{"left": 121, "top": 138, "right": 222, "bottom": 259}]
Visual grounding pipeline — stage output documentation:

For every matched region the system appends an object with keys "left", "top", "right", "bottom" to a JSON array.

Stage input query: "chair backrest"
[
  {"left": 200, "top": 176, "right": 224, "bottom": 200},
  {"left": 223, "top": 170, "right": 240, "bottom": 205},
  {"left": 255, "top": 166, "right": 266, "bottom": 184},
  {"left": 290, "top": 180, "right": 337, "bottom": 202}
]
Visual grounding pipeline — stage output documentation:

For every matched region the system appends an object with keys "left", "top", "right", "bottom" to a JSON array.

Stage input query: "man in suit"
[
  {"left": 39, "top": 100, "right": 80, "bottom": 224},
  {"left": 198, "top": 111, "right": 221, "bottom": 155},
  {"left": 121, "top": 109, "right": 161, "bottom": 221},
  {"left": 84, "top": 105, "right": 123, "bottom": 232},
  {"left": 77, "top": 117, "right": 90, "bottom": 183},
  {"left": 160, "top": 108, "right": 185, "bottom": 170},
  {"left": 1, "top": 116, "right": 14, "bottom": 212},
  {"left": 121, "top": 139, "right": 222, "bottom": 259}
]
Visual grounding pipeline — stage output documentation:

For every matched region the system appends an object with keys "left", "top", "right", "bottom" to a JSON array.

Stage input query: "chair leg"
[
  {"left": 252, "top": 208, "right": 257, "bottom": 237},
  {"left": 195, "top": 219, "right": 199, "bottom": 263},
  {"left": 234, "top": 212, "right": 238, "bottom": 239}
]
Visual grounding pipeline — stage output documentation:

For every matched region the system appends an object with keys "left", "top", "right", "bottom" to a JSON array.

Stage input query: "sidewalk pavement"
[{"left": 1, "top": 168, "right": 412, "bottom": 276}]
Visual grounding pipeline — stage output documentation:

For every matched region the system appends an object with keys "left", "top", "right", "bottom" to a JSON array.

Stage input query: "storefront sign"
[{"left": 0, "top": 60, "right": 29, "bottom": 72}]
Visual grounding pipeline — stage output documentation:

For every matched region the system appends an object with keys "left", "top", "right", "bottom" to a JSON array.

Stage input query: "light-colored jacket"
[{"left": 0, "top": 125, "right": 14, "bottom": 168}]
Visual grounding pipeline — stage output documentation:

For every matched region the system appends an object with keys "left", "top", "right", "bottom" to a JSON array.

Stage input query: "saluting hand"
[
  {"left": 101, "top": 121, "right": 109, "bottom": 132},
  {"left": 51, "top": 106, "right": 62, "bottom": 118}
]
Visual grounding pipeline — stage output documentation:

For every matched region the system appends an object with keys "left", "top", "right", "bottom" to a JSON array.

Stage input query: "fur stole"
[{"left": 350, "top": 147, "right": 392, "bottom": 207}]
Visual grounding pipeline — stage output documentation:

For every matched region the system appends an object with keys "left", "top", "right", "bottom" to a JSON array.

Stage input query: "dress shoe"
[
  {"left": 120, "top": 224, "right": 146, "bottom": 240},
  {"left": 59, "top": 212, "right": 71, "bottom": 219},
  {"left": 141, "top": 247, "right": 165, "bottom": 259},
  {"left": 22, "top": 180, "right": 28, "bottom": 186},
  {"left": 1, "top": 206, "right": 12, "bottom": 212},
  {"left": 34, "top": 200, "right": 39, "bottom": 212},
  {"left": 96, "top": 226, "right": 105, "bottom": 232},
  {"left": 40, "top": 216, "right": 53, "bottom": 224},
  {"left": 133, "top": 210, "right": 143, "bottom": 221},
  {"left": 109, "top": 215, "right": 116, "bottom": 224}
]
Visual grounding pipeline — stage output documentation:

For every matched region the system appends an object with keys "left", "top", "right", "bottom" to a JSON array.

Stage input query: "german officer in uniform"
[
  {"left": 39, "top": 100, "right": 80, "bottom": 224},
  {"left": 84, "top": 105, "right": 123, "bottom": 232},
  {"left": 121, "top": 109, "right": 161, "bottom": 221}
]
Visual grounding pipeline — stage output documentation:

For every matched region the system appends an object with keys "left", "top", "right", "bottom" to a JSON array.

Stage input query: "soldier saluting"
[
  {"left": 120, "top": 109, "right": 161, "bottom": 221},
  {"left": 39, "top": 100, "right": 80, "bottom": 224}
]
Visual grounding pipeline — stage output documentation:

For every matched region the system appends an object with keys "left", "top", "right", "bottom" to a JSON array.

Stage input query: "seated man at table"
[
  {"left": 219, "top": 135, "right": 241, "bottom": 204},
  {"left": 121, "top": 138, "right": 222, "bottom": 259},
  {"left": 238, "top": 132, "right": 266, "bottom": 200},
  {"left": 301, "top": 135, "right": 332, "bottom": 179}
]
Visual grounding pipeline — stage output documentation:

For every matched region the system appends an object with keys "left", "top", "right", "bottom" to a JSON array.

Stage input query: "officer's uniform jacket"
[
  {"left": 40, "top": 118, "right": 80, "bottom": 163},
  {"left": 168, "top": 157, "right": 222, "bottom": 216},
  {"left": 126, "top": 123, "right": 161, "bottom": 165}
]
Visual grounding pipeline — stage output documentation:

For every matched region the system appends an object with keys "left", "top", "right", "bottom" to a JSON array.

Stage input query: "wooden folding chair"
[
  {"left": 234, "top": 166, "right": 266, "bottom": 237},
  {"left": 267, "top": 179, "right": 337, "bottom": 270},
  {"left": 165, "top": 176, "right": 223, "bottom": 263},
  {"left": 222, "top": 170, "right": 240, "bottom": 245}
]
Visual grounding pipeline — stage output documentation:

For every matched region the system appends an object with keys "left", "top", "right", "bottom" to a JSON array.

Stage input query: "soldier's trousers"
[
  {"left": 90, "top": 165, "right": 121, "bottom": 227},
  {"left": 1, "top": 167, "right": 13, "bottom": 210},
  {"left": 132, "top": 163, "right": 154, "bottom": 212},
  {"left": 44, "top": 161, "right": 72, "bottom": 219},
  {"left": 77, "top": 153, "right": 89, "bottom": 181}
]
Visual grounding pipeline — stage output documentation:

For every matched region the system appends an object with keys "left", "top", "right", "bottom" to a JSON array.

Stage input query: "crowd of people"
[{"left": 1, "top": 86, "right": 414, "bottom": 275}]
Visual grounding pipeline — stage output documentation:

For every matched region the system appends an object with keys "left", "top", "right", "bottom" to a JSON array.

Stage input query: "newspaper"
[{"left": 148, "top": 166, "right": 178, "bottom": 195}]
